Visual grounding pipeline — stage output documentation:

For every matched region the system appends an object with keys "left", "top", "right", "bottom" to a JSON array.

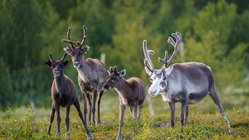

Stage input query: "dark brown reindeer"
[
  {"left": 62, "top": 25, "right": 108, "bottom": 125},
  {"left": 143, "top": 32, "right": 232, "bottom": 133},
  {"left": 45, "top": 53, "right": 92, "bottom": 139},
  {"left": 103, "top": 66, "right": 146, "bottom": 140}
]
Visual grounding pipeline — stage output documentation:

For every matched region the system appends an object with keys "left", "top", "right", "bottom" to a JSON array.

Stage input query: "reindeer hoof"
[
  {"left": 86, "top": 132, "right": 93, "bottom": 140},
  {"left": 66, "top": 132, "right": 71, "bottom": 140},
  {"left": 116, "top": 136, "right": 122, "bottom": 140},
  {"left": 90, "top": 122, "right": 96, "bottom": 126},
  {"left": 97, "top": 120, "right": 102, "bottom": 125},
  {"left": 47, "top": 132, "right": 51, "bottom": 136},
  {"left": 56, "top": 131, "right": 61, "bottom": 136},
  {"left": 164, "top": 122, "right": 171, "bottom": 127},
  {"left": 228, "top": 129, "right": 235, "bottom": 134}
]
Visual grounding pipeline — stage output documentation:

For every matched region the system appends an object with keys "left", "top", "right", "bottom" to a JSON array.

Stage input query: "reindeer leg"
[
  {"left": 136, "top": 105, "right": 140, "bottom": 119},
  {"left": 209, "top": 86, "right": 232, "bottom": 133},
  {"left": 55, "top": 104, "right": 61, "bottom": 136},
  {"left": 74, "top": 100, "right": 93, "bottom": 139},
  {"left": 97, "top": 91, "right": 104, "bottom": 124},
  {"left": 81, "top": 91, "right": 87, "bottom": 124},
  {"left": 79, "top": 84, "right": 87, "bottom": 123},
  {"left": 180, "top": 100, "right": 187, "bottom": 126},
  {"left": 169, "top": 102, "right": 176, "bottom": 127},
  {"left": 65, "top": 105, "right": 70, "bottom": 138},
  {"left": 47, "top": 106, "right": 55, "bottom": 135},
  {"left": 86, "top": 93, "right": 92, "bottom": 125},
  {"left": 186, "top": 105, "right": 189, "bottom": 124},
  {"left": 132, "top": 106, "right": 139, "bottom": 119},
  {"left": 117, "top": 104, "right": 126, "bottom": 140},
  {"left": 129, "top": 107, "right": 133, "bottom": 115},
  {"left": 91, "top": 90, "right": 98, "bottom": 126}
]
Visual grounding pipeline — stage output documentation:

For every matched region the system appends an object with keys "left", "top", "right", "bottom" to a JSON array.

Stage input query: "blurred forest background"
[{"left": 0, "top": 0, "right": 248, "bottom": 111}]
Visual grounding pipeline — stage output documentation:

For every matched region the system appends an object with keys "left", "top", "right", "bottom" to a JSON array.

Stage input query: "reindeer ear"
[
  {"left": 113, "top": 66, "right": 119, "bottom": 75},
  {"left": 108, "top": 66, "right": 114, "bottom": 74},
  {"left": 63, "top": 60, "right": 69, "bottom": 66},
  {"left": 119, "top": 69, "right": 126, "bottom": 77},
  {"left": 83, "top": 46, "right": 90, "bottom": 52},
  {"left": 45, "top": 61, "right": 52, "bottom": 67}
]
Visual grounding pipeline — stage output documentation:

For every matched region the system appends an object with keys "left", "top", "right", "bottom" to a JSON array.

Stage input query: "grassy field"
[{"left": 0, "top": 91, "right": 249, "bottom": 140}]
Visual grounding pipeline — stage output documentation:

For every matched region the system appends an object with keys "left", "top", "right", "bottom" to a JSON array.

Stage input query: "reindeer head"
[
  {"left": 143, "top": 32, "right": 182, "bottom": 97},
  {"left": 45, "top": 53, "right": 68, "bottom": 78},
  {"left": 102, "top": 66, "right": 126, "bottom": 90},
  {"left": 62, "top": 25, "right": 89, "bottom": 68}
]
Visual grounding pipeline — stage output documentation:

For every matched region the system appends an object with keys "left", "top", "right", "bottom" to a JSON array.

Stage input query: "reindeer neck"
[
  {"left": 54, "top": 74, "right": 66, "bottom": 93},
  {"left": 76, "top": 58, "right": 92, "bottom": 83},
  {"left": 114, "top": 79, "right": 131, "bottom": 98},
  {"left": 79, "top": 58, "right": 90, "bottom": 69}
]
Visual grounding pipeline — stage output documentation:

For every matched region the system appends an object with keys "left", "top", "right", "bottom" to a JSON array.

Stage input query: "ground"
[{"left": 0, "top": 92, "right": 249, "bottom": 140}]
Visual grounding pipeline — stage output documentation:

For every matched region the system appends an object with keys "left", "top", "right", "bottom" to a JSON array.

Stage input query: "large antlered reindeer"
[
  {"left": 63, "top": 25, "right": 108, "bottom": 125},
  {"left": 143, "top": 32, "right": 232, "bottom": 133}
]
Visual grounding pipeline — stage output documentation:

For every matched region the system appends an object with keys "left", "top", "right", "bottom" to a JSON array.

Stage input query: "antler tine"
[
  {"left": 62, "top": 27, "right": 74, "bottom": 49},
  {"left": 158, "top": 51, "right": 168, "bottom": 67},
  {"left": 61, "top": 53, "right": 67, "bottom": 61},
  {"left": 143, "top": 40, "right": 155, "bottom": 71},
  {"left": 167, "top": 37, "right": 175, "bottom": 47},
  {"left": 80, "top": 25, "right": 88, "bottom": 45},
  {"left": 166, "top": 32, "right": 182, "bottom": 66},
  {"left": 144, "top": 59, "right": 153, "bottom": 74},
  {"left": 67, "top": 27, "right": 71, "bottom": 40},
  {"left": 48, "top": 54, "right": 54, "bottom": 62}
]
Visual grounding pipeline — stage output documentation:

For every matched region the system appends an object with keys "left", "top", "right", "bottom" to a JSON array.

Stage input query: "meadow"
[{"left": 0, "top": 90, "right": 248, "bottom": 140}]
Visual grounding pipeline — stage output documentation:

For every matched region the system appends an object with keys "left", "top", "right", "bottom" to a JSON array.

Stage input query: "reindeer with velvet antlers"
[
  {"left": 143, "top": 32, "right": 232, "bottom": 133},
  {"left": 62, "top": 25, "right": 108, "bottom": 125}
]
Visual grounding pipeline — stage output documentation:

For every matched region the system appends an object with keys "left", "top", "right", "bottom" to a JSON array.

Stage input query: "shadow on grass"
[
  {"left": 232, "top": 122, "right": 249, "bottom": 128},
  {"left": 231, "top": 122, "right": 249, "bottom": 128}
]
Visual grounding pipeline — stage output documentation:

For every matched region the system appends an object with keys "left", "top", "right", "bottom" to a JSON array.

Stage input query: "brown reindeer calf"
[
  {"left": 45, "top": 53, "right": 92, "bottom": 139},
  {"left": 103, "top": 66, "right": 145, "bottom": 140}
]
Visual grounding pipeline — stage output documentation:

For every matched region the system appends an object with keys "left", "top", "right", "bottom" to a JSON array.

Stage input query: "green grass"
[{"left": 0, "top": 93, "right": 249, "bottom": 140}]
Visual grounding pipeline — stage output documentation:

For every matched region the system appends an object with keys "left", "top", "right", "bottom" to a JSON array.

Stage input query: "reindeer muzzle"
[
  {"left": 73, "top": 61, "right": 81, "bottom": 68},
  {"left": 54, "top": 70, "right": 61, "bottom": 77},
  {"left": 149, "top": 89, "right": 158, "bottom": 97}
]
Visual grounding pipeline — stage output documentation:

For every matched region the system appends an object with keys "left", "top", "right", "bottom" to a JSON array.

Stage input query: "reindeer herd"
[{"left": 45, "top": 25, "right": 232, "bottom": 139}]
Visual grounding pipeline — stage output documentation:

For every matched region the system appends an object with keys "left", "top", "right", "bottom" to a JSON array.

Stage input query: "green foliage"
[
  {"left": 0, "top": 107, "right": 35, "bottom": 139},
  {"left": 0, "top": 58, "right": 13, "bottom": 111}
]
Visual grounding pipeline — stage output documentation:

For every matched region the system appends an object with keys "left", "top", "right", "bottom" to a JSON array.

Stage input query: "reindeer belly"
[
  {"left": 161, "top": 92, "right": 172, "bottom": 102},
  {"left": 188, "top": 92, "right": 209, "bottom": 104}
]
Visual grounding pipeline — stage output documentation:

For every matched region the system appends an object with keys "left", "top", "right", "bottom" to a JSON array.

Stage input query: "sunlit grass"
[{"left": 0, "top": 91, "right": 248, "bottom": 139}]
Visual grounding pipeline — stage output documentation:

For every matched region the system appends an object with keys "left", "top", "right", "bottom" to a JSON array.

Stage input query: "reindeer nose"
[
  {"left": 73, "top": 61, "right": 80, "bottom": 68},
  {"left": 54, "top": 70, "right": 61, "bottom": 77},
  {"left": 148, "top": 89, "right": 157, "bottom": 97}
]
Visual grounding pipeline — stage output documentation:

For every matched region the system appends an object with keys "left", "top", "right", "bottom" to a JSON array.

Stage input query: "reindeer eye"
[{"left": 149, "top": 78, "right": 153, "bottom": 82}]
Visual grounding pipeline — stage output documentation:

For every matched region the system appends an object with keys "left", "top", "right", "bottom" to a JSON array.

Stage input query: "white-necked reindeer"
[
  {"left": 45, "top": 53, "right": 92, "bottom": 139},
  {"left": 143, "top": 32, "right": 232, "bottom": 133},
  {"left": 103, "top": 66, "right": 146, "bottom": 140},
  {"left": 62, "top": 26, "right": 108, "bottom": 125}
]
